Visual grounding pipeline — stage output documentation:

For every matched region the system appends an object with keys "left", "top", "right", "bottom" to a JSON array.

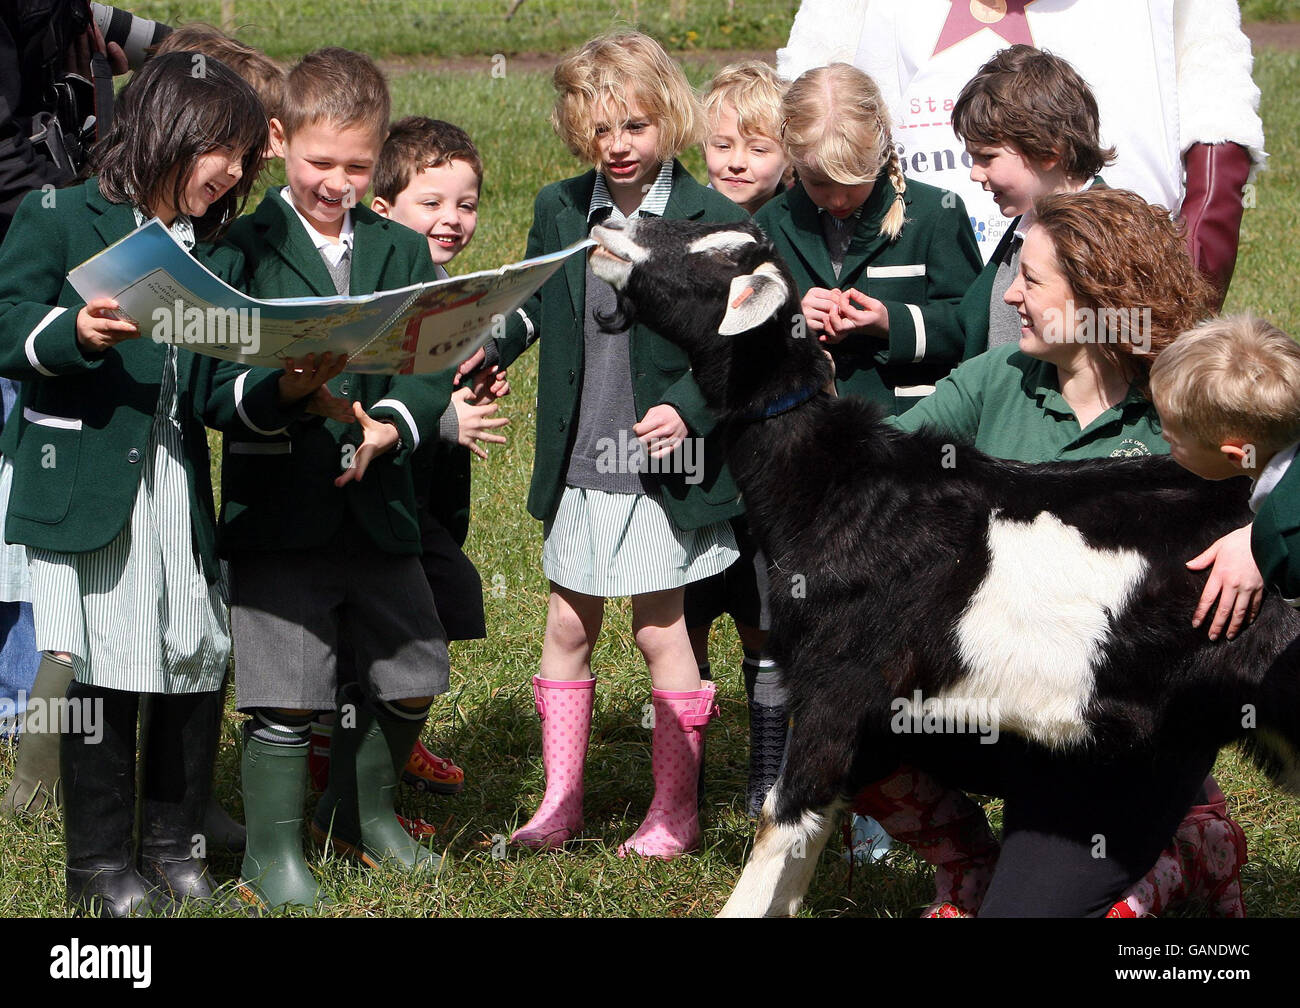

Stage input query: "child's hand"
[
  {"left": 456, "top": 347, "right": 486, "bottom": 381},
  {"left": 451, "top": 385, "right": 509, "bottom": 459},
  {"left": 334, "top": 402, "right": 400, "bottom": 487},
  {"left": 486, "top": 369, "right": 511, "bottom": 401},
  {"left": 1187, "top": 524, "right": 1264, "bottom": 640},
  {"left": 834, "top": 289, "right": 890, "bottom": 338},
  {"left": 278, "top": 352, "right": 347, "bottom": 405},
  {"left": 456, "top": 348, "right": 501, "bottom": 401},
  {"left": 801, "top": 288, "right": 841, "bottom": 339},
  {"left": 634, "top": 404, "right": 688, "bottom": 460},
  {"left": 76, "top": 298, "right": 140, "bottom": 352},
  {"left": 305, "top": 385, "right": 357, "bottom": 424}
]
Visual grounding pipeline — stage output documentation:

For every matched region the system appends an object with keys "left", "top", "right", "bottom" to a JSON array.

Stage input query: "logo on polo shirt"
[{"left": 1110, "top": 439, "right": 1151, "bottom": 458}]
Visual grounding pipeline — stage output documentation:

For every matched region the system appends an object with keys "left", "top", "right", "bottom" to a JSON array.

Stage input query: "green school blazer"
[
  {"left": 215, "top": 189, "right": 454, "bottom": 555},
  {"left": 495, "top": 162, "right": 750, "bottom": 531},
  {"left": 0, "top": 178, "right": 281, "bottom": 583},
  {"left": 754, "top": 175, "right": 982, "bottom": 413},
  {"left": 1252, "top": 458, "right": 1300, "bottom": 602},
  {"left": 956, "top": 224, "right": 1020, "bottom": 361}
]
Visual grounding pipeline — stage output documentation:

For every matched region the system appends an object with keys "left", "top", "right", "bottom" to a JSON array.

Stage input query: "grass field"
[
  {"left": 129, "top": 0, "right": 801, "bottom": 60},
  {"left": 2, "top": 17, "right": 1300, "bottom": 920}
]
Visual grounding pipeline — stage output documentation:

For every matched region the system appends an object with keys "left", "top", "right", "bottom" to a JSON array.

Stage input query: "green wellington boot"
[
  {"left": 237, "top": 731, "right": 332, "bottom": 910},
  {"left": 312, "top": 687, "right": 440, "bottom": 872},
  {"left": 2, "top": 653, "right": 73, "bottom": 817}
]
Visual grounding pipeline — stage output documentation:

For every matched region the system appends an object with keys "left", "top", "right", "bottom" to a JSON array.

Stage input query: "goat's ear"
[{"left": 719, "top": 264, "right": 789, "bottom": 336}]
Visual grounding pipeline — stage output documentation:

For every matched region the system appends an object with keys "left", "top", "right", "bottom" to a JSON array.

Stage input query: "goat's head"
[{"left": 590, "top": 217, "right": 821, "bottom": 412}]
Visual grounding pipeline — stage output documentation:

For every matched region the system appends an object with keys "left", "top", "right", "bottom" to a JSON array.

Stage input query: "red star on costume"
[{"left": 932, "top": 0, "right": 1039, "bottom": 57}]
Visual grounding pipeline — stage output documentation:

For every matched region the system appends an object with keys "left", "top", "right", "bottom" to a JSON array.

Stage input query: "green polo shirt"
[{"left": 889, "top": 344, "right": 1166, "bottom": 463}]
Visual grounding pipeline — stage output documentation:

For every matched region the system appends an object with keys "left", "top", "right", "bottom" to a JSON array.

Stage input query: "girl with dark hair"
[{"left": 0, "top": 52, "right": 323, "bottom": 916}]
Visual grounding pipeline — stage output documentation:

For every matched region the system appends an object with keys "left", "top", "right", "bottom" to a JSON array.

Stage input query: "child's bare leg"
[
  {"left": 539, "top": 584, "right": 604, "bottom": 681},
  {"left": 632, "top": 588, "right": 699, "bottom": 692}
]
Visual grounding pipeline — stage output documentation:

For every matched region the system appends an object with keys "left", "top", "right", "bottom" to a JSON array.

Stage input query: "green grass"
[
  {"left": 129, "top": 0, "right": 798, "bottom": 61},
  {"left": 1241, "top": 0, "right": 1300, "bottom": 22},
  {"left": 6, "top": 38, "right": 1300, "bottom": 919}
]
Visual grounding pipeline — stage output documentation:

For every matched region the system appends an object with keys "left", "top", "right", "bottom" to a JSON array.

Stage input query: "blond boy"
[
  {"left": 1150, "top": 315, "right": 1300, "bottom": 601},
  {"left": 701, "top": 61, "right": 790, "bottom": 216}
]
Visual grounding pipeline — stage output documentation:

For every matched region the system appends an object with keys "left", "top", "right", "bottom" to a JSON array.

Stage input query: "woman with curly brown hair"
[{"left": 850, "top": 187, "right": 1254, "bottom": 917}]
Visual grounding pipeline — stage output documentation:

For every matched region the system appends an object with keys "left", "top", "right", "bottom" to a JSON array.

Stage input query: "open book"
[{"left": 68, "top": 218, "right": 593, "bottom": 374}]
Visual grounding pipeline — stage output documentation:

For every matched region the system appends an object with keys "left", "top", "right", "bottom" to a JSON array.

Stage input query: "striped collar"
[
  {"left": 133, "top": 206, "right": 195, "bottom": 251},
  {"left": 588, "top": 160, "right": 675, "bottom": 223}
]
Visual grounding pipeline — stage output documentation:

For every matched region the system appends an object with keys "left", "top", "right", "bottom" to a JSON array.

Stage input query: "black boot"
[
  {"left": 744, "top": 655, "right": 788, "bottom": 820},
  {"left": 746, "top": 701, "right": 788, "bottom": 819},
  {"left": 62, "top": 681, "right": 172, "bottom": 918},
  {"left": 140, "top": 691, "right": 250, "bottom": 913}
]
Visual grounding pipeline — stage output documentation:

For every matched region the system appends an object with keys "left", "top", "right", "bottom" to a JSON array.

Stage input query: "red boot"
[
  {"left": 1107, "top": 778, "right": 1247, "bottom": 918},
  {"left": 852, "top": 766, "right": 999, "bottom": 917}
]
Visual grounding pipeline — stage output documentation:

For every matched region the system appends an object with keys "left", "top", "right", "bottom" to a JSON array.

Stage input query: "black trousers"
[{"left": 905, "top": 733, "right": 1218, "bottom": 917}]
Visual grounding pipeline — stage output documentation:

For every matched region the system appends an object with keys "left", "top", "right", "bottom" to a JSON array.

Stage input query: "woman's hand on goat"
[
  {"left": 634, "top": 404, "right": 688, "bottom": 460},
  {"left": 802, "top": 287, "right": 842, "bottom": 341},
  {"left": 1187, "top": 524, "right": 1264, "bottom": 640}
]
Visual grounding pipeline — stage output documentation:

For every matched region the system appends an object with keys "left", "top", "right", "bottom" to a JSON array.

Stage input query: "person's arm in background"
[
  {"left": 777, "top": 0, "right": 872, "bottom": 80},
  {"left": 1174, "top": 0, "right": 1266, "bottom": 308}
]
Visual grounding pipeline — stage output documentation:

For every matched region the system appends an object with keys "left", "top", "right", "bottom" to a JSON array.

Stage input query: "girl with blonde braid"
[{"left": 754, "top": 63, "right": 981, "bottom": 413}]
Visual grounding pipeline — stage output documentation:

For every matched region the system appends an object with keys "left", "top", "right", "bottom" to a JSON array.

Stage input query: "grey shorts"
[{"left": 229, "top": 544, "right": 449, "bottom": 711}]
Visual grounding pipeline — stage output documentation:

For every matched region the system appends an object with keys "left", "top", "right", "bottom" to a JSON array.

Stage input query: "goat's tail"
[
  {"left": 1239, "top": 663, "right": 1300, "bottom": 795},
  {"left": 1239, "top": 730, "right": 1300, "bottom": 795}
]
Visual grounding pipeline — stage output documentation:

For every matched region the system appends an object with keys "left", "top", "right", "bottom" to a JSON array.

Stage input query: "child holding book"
[
  {"left": 0, "top": 53, "right": 287, "bottom": 915},
  {"left": 216, "top": 48, "right": 454, "bottom": 907},
  {"left": 329, "top": 116, "right": 509, "bottom": 806}
]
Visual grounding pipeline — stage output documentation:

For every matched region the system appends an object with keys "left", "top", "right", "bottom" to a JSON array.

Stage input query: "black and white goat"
[{"left": 589, "top": 216, "right": 1300, "bottom": 918}]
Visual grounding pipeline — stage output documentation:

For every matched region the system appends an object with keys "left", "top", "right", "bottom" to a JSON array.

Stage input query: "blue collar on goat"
[{"left": 736, "top": 384, "right": 824, "bottom": 422}]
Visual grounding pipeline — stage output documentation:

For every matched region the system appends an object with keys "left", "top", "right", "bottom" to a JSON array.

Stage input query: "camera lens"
[{"left": 90, "top": 3, "right": 172, "bottom": 70}]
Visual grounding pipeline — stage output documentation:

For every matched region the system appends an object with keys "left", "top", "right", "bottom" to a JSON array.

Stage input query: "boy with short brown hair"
[
  {"left": 215, "top": 47, "right": 453, "bottom": 908},
  {"left": 951, "top": 44, "right": 1116, "bottom": 357}
]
